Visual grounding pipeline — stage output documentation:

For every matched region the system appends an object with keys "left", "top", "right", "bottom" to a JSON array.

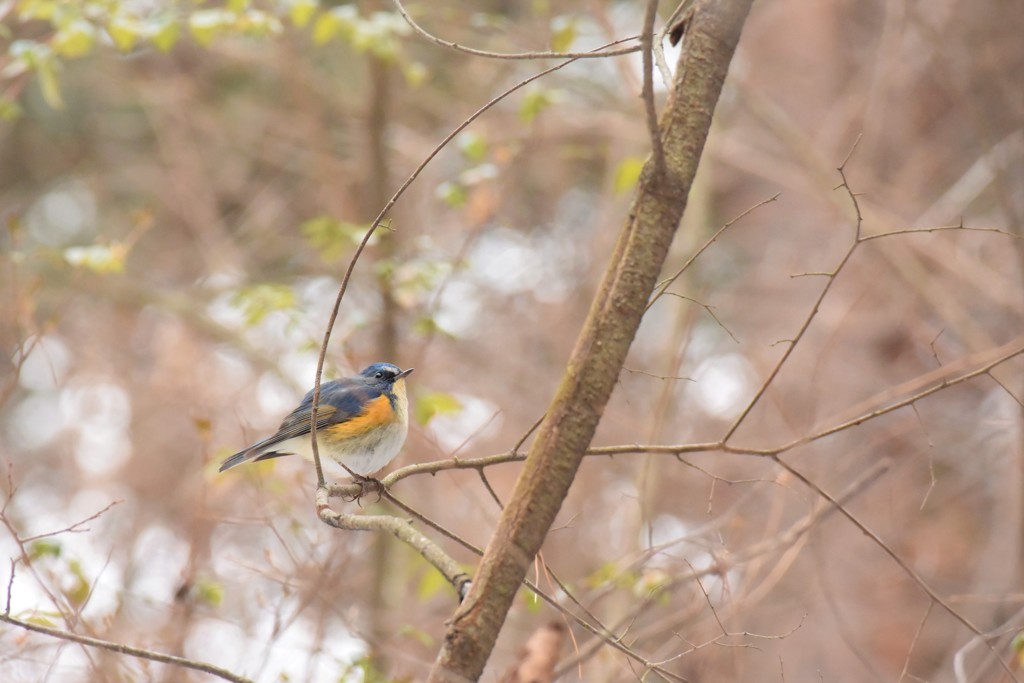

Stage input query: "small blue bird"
[{"left": 219, "top": 363, "right": 413, "bottom": 476}]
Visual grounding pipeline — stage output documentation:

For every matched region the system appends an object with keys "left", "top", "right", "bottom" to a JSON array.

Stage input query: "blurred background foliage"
[{"left": 1, "top": 0, "right": 1023, "bottom": 681}]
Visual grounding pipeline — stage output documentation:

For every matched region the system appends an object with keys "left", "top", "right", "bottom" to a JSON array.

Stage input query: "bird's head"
[{"left": 361, "top": 362, "right": 414, "bottom": 385}]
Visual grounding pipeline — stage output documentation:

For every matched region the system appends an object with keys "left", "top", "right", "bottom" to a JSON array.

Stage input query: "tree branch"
[
  {"left": 393, "top": 0, "right": 640, "bottom": 60},
  {"left": 314, "top": 488, "right": 471, "bottom": 600},
  {"left": 427, "top": 2, "right": 755, "bottom": 679},
  {"left": 0, "top": 613, "right": 253, "bottom": 683}
]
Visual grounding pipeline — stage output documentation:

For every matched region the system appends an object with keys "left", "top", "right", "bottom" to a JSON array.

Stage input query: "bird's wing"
[
  {"left": 219, "top": 379, "right": 381, "bottom": 472},
  {"left": 266, "top": 378, "right": 382, "bottom": 446}
]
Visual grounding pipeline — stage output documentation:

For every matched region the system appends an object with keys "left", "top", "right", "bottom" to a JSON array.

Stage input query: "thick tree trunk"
[{"left": 427, "top": 2, "right": 755, "bottom": 680}]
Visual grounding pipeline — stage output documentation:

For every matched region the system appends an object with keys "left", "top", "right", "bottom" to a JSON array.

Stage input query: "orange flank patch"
[{"left": 323, "top": 394, "right": 394, "bottom": 440}]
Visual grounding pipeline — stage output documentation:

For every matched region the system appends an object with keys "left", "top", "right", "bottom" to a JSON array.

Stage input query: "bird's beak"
[{"left": 397, "top": 368, "right": 414, "bottom": 379}]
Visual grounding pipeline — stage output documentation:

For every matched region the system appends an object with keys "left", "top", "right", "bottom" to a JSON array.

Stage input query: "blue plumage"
[{"left": 219, "top": 363, "right": 413, "bottom": 476}]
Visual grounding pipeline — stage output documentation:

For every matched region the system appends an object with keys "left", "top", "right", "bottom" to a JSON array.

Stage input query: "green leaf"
[
  {"left": 434, "top": 181, "right": 467, "bottom": 208},
  {"left": 311, "top": 5, "right": 358, "bottom": 46},
  {"left": 231, "top": 284, "right": 296, "bottom": 326},
  {"left": 550, "top": 16, "right": 577, "bottom": 52},
  {"left": 150, "top": 17, "right": 181, "bottom": 52},
  {"left": 392, "top": 260, "right": 449, "bottom": 304},
  {"left": 310, "top": 12, "right": 336, "bottom": 45},
  {"left": 29, "top": 539, "right": 62, "bottom": 560},
  {"left": 52, "top": 19, "right": 96, "bottom": 58},
  {"left": 288, "top": 0, "right": 318, "bottom": 28},
  {"left": 35, "top": 58, "right": 64, "bottom": 109},
  {"left": 238, "top": 10, "right": 283, "bottom": 38},
  {"left": 301, "top": 215, "right": 368, "bottom": 261},
  {"left": 107, "top": 15, "right": 142, "bottom": 52},
  {"left": 9, "top": 40, "right": 63, "bottom": 109},
  {"left": 193, "top": 576, "right": 224, "bottom": 607},
  {"left": 584, "top": 560, "right": 639, "bottom": 589},
  {"left": 416, "top": 566, "right": 448, "bottom": 601},
  {"left": 521, "top": 588, "right": 543, "bottom": 613},
  {"left": 65, "top": 560, "right": 90, "bottom": 607},
  {"left": 16, "top": 0, "right": 57, "bottom": 21},
  {"left": 401, "top": 61, "right": 428, "bottom": 87},
  {"left": 414, "top": 391, "right": 462, "bottom": 426},
  {"left": 0, "top": 97, "right": 22, "bottom": 121},
  {"left": 23, "top": 614, "right": 58, "bottom": 628},
  {"left": 341, "top": 656, "right": 387, "bottom": 683},
  {"left": 189, "top": 9, "right": 235, "bottom": 47},
  {"left": 458, "top": 132, "right": 488, "bottom": 163},
  {"left": 519, "top": 87, "right": 554, "bottom": 123},
  {"left": 613, "top": 157, "right": 645, "bottom": 194}
]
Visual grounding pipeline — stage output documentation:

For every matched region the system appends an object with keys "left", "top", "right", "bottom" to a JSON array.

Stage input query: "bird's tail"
[{"left": 218, "top": 446, "right": 289, "bottom": 472}]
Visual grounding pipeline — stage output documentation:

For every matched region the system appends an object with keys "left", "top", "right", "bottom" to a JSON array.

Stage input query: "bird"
[{"left": 219, "top": 362, "right": 413, "bottom": 477}]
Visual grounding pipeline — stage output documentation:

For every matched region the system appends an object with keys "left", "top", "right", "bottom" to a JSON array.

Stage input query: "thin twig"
[
  {"left": 898, "top": 603, "right": 933, "bottom": 683},
  {"left": 722, "top": 137, "right": 864, "bottom": 442},
  {"left": 20, "top": 500, "right": 123, "bottom": 545},
  {"left": 771, "top": 456, "right": 1018, "bottom": 681},
  {"left": 0, "top": 613, "right": 253, "bottom": 683},
  {"left": 393, "top": 0, "right": 641, "bottom": 60},
  {"left": 647, "top": 193, "right": 780, "bottom": 312},
  {"left": 859, "top": 223, "right": 1020, "bottom": 243}
]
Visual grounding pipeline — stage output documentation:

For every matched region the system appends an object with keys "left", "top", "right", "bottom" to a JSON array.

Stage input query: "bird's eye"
[{"left": 375, "top": 371, "right": 385, "bottom": 379}]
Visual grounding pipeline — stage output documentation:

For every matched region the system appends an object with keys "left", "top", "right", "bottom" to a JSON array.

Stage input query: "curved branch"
[
  {"left": 394, "top": 0, "right": 640, "bottom": 60},
  {"left": 314, "top": 488, "right": 471, "bottom": 600}
]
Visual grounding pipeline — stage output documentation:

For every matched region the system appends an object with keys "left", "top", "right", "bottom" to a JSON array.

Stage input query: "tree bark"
[{"left": 427, "top": 2, "right": 755, "bottom": 680}]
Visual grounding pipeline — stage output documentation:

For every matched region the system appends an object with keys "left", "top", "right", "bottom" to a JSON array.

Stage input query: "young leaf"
[
  {"left": 193, "top": 577, "right": 224, "bottom": 607},
  {"left": 150, "top": 17, "right": 181, "bottom": 52},
  {"left": 301, "top": 215, "right": 368, "bottom": 261},
  {"left": 189, "top": 9, "right": 235, "bottom": 47},
  {"left": 29, "top": 539, "right": 62, "bottom": 560},
  {"left": 613, "top": 157, "right": 645, "bottom": 194},
  {"left": 458, "top": 132, "right": 488, "bottom": 163},
  {"left": 52, "top": 20, "right": 96, "bottom": 58},
  {"left": 414, "top": 391, "right": 462, "bottom": 426},
  {"left": 550, "top": 16, "right": 577, "bottom": 52},
  {"left": 416, "top": 566, "right": 448, "bottom": 601},
  {"left": 519, "top": 88, "right": 554, "bottom": 123},
  {"left": 107, "top": 15, "right": 141, "bottom": 52},
  {"left": 435, "top": 181, "right": 467, "bottom": 208},
  {"left": 231, "top": 283, "right": 296, "bottom": 326},
  {"left": 288, "top": 0, "right": 319, "bottom": 28}
]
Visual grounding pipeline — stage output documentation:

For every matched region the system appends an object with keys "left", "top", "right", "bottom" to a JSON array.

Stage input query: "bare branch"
[
  {"left": 647, "top": 192, "right": 780, "bottom": 312},
  {"left": 393, "top": 0, "right": 641, "bottom": 60},
  {"left": 315, "top": 487, "right": 472, "bottom": 601},
  {"left": 20, "top": 500, "right": 122, "bottom": 545},
  {"left": 0, "top": 613, "right": 253, "bottom": 683},
  {"left": 859, "top": 223, "right": 1021, "bottom": 243},
  {"left": 898, "top": 603, "right": 933, "bottom": 683},
  {"left": 770, "top": 456, "right": 1017, "bottom": 680}
]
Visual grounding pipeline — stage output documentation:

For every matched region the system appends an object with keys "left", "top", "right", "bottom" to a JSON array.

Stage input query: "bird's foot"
[{"left": 345, "top": 475, "right": 386, "bottom": 504}]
